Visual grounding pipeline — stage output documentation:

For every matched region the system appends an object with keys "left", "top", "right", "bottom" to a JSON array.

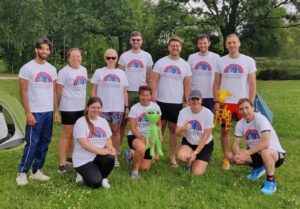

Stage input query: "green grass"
[{"left": 0, "top": 80, "right": 299, "bottom": 209}]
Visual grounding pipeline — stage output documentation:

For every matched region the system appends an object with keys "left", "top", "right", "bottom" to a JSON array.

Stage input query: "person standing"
[
  {"left": 16, "top": 38, "right": 58, "bottom": 185},
  {"left": 187, "top": 34, "right": 219, "bottom": 112},
  {"left": 56, "top": 48, "right": 88, "bottom": 173},
  {"left": 118, "top": 31, "right": 154, "bottom": 145},
  {"left": 151, "top": 36, "right": 192, "bottom": 167},
  {"left": 91, "top": 48, "right": 129, "bottom": 167},
  {"left": 213, "top": 34, "right": 256, "bottom": 170}
]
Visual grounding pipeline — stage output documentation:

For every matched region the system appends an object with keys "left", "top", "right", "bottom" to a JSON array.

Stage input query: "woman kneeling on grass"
[
  {"left": 73, "top": 97, "right": 116, "bottom": 189},
  {"left": 176, "top": 89, "right": 214, "bottom": 175},
  {"left": 126, "top": 85, "right": 162, "bottom": 178}
]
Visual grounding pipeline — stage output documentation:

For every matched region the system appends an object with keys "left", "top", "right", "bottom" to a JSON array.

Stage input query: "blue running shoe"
[
  {"left": 261, "top": 180, "right": 277, "bottom": 195},
  {"left": 125, "top": 149, "right": 133, "bottom": 162},
  {"left": 247, "top": 166, "right": 266, "bottom": 180}
]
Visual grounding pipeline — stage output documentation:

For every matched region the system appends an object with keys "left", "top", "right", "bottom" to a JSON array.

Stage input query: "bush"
[{"left": 257, "top": 69, "right": 300, "bottom": 80}]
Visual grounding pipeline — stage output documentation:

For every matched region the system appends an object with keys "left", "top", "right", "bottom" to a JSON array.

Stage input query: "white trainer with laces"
[
  {"left": 29, "top": 170, "right": 50, "bottom": 181},
  {"left": 16, "top": 173, "right": 28, "bottom": 186},
  {"left": 101, "top": 178, "right": 111, "bottom": 189}
]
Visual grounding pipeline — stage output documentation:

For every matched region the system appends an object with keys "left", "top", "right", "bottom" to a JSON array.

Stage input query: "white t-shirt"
[
  {"left": 18, "top": 60, "right": 57, "bottom": 113},
  {"left": 57, "top": 65, "right": 87, "bottom": 111},
  {"left": 118, "top": 50, "right": 153, "bottom": 91},
  {"left": 177, "top": 106, "right": 214, "bottom": 145},
  {"left": 235, "top": 113, "right": 285, "bottom": 153},
  {"left": 73, "top": 116, "right": 112, "bottom": 167},
  {"left": 128, "top": 102, "right": 161, "bottom": 137},
  {"left": 91, "top": 67, "right": 129, "bottom": 112},
  {"left": 153, "top": 56, "right": 192, "bottom": 104},
  {"left": 216, "top": 54, "right": 256, "bottom": 104},
  {"left": 188, "top": 52, "right": 219, "bottom": 98}
]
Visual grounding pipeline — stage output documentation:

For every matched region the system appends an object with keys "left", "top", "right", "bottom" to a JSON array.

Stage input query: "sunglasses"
[
  {"left": 131, "top": 39, "right": 141, "bottom": 42},
  {"left": 190, "top": 97, "right": 200, "bottom": 101},
  {"left": 105, "top": 57, "right": 117, "bottom": 60}
]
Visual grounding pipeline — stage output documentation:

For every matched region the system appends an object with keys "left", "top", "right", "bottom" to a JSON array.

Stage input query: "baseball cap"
[{"left": 189, "top": 89, "right": 202, "bottom": 99}]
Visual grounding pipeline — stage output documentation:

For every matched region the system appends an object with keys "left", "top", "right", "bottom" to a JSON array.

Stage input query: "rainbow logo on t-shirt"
[
  {"left": 128, "top": 59, "right": 144, "bottom": 68},
  {"left": 73, "top": 76, "right": 87, "bottom": 86},
  {"left": 137, "top": 113, "right": 148, "bottom": 122},
  {"left": 188, "top": 120, "right": 202, "bottom": 131},
  {"left": 194, "top": 61, "right": 212, "bottom": 72},
  {"left": 35, "top": 72, "right": 52, "bottom": 83},
  {"left": 245, "top": 129, "right": 260, "bottom": 140},
  {"left": 224, "top": 64, "right": 243, "bottom": 73},
  {"left": 103, "top": 74, "right": 120, "bottom": 83},
  {"left": 88, "top": 127, "right": 107, "bottom": 138},
  {"left": 163, "top": 65, "right": 182, "bottom": 74}
]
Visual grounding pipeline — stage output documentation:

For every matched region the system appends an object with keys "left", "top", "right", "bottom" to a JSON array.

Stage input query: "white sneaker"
[
  {"left": 76, "top": 173, "right": 83, "bottom": 183},
  {"left": 114, "top": 159, "right": 120, "bottom": 167},
  {"left": 101, "top": 178, "right": 111, "bottom": 189},
  {"left": 29, "top": 170, "right": 50, "bottom": 181},
  {"left": 16, "top": 173, "right": 28, "bottom": 186}
]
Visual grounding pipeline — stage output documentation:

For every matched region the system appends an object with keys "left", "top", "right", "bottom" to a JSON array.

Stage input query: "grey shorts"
[{"left": 100, "top": 112, "right": 123, "bottom": 124}]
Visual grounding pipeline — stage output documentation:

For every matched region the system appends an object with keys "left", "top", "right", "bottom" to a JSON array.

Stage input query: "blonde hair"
[{"left": 103, "top": 48, "right": 118, "bottom": 60}]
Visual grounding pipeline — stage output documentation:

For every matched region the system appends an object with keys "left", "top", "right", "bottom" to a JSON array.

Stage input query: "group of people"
[{"left": 15, "top": 31, "right": 285, "bottom": 195}]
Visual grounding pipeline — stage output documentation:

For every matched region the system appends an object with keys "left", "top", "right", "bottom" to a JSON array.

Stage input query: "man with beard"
[
  {"left": 187, "top": 34, "right": 219, "bottom": 113},
  {"left": 151, "top": 36, "right": 192, "bottom": 167},
  {"left": 16, "top": 38, "right": 58, "bottom": 186},
  {"left": 119, "top": 31, "right": 153, "bottom": 150}
]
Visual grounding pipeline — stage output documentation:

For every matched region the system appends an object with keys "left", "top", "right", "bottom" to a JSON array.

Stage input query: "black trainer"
[{"left": 58, "top": 165, "right": 73, "bottom": 174}]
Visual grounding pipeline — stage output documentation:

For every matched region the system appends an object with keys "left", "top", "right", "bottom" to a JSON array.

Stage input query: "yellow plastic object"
[{"left": 214, "top": 90, "right": 232, "bottom": 131}]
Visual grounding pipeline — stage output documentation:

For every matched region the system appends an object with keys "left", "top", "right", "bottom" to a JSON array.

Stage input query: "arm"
[
  {"left": 232, "top": 136, "right": 241, "bottom": 155},
  {"left": 19, "top": 78, "right": 36, "bottom": 126},
  {"left": 151, "top": 72, "right": 160, "bottom": 101},
  {"left": 175, "top": 122, "right": 191, "bottom": 136},
  {"left": 106, "top": 137, "right": 116, "bottom": 155},
  {"left": 78, "top": 137, "right": 110, "bottom": 155},
  {"left": 213, "top": 72, "right": 221, "bottom": 110},
  {"left": 91, "top": 84, "right": 98, "bottom": 97},
  {"left": 129, "top": 117, "right": 144, "bottom": 140},
  {"left": 146, "top": 66, "right": 153, "bottom": 86},
  {"left": 248, "top": 131, "right": 270, "bottom": 155},
  {"left": 53, "top": 81, "right": 61, "bottom": 122},
  {"left": 248, "top": 72, "right": 256, "bottom": 104},
  {"left": 183, "top": 76, "right": 192, "bottom": 104},
  {"left": 123, "top": 87, "right": 129, "bottom": 118}
]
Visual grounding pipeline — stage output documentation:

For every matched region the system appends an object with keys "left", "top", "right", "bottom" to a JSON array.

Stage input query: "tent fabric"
[
  {"left": 254, "top": 92, "right": 274, "bottom": 123},
  {"left": 0, "top": 90, "right": 26, "bottom": 150}
]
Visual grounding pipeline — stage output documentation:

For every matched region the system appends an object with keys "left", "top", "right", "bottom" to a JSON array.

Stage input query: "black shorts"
[
  {"left": 156, "top": 101, "right": 182, "bottom": 123},
  {"left": 202, "top": 98, "right": 214, "bottom": 113},
  {"left": 127, "top": 135, "right": 152, "bottom": 160},
  {"left": 250, "top": 152, "right": 285, "bottom": 168},
  {"left": 181, "top": 137, "right": 214, "bottom": 162},
  {"left": 60, "top": 110, "right": 84, "bottom": 125}
]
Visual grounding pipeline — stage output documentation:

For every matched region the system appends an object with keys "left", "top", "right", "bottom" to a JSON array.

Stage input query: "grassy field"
[{"left": 0, "top": 80, "right": 299, "bottom": 209}]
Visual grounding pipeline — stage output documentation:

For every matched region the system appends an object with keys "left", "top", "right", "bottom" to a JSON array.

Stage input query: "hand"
[
  {"left": 107, "top": 146, "right": 116, "bottom": 156},
  {"left": 124, "top": 108, "right": 129, "bottom": 119},
  {"left": 100, "top": 148, "right": 111, "bottom": 155},
  {"left": 54, "top": 111, "right": 60, "bottom": 123},
  {"left": 214, "top": 102, "right": 220, "bottom": 112},
  {"left": 188, "top": 152, "right": 197, "bottom": 163},
  {"left": 26, "top": 112, "right": 36, "bottom": 126},
  {"left": 234, "top": 149, "right": 249, "bottom": 164},
  {"left": 182, "top": 122, "right": 191, "bottom": 132}
]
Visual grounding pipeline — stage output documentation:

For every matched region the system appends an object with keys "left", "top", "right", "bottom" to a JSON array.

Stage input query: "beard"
[{"left": 37, "top": 52, "right": 48, "bottom": 60}]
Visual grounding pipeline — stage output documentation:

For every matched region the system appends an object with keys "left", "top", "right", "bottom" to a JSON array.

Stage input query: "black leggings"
[{"left": 75, "top": 154, "right": 115, "bottom": 188}]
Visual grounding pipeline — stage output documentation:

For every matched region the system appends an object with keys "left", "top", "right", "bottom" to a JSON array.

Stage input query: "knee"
[
  {"left": 135, "top": 145, "right": 146, "bottom": 155},
  {"left": 177, "top": 151, "right": 187, "bottom": 162},
  {"left": 191, "top": 167, "right": 206, "bottom": 176},
  {"left": 88, "top": 179, "right": 102, "bottom": 188},
  {"left": 106, "top": 154, "right": 115, "bottom": 164},
  {"left": 260, "top": 149, "right": 271, "bottom": 158}
]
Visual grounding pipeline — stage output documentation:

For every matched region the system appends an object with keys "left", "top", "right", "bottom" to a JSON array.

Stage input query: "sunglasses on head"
[
  {"left": 131, "top": 38, "right": 141, "bottom": 42},
  {"left": 105, "top": 57, "right": 117, "bottom": 60},
  {"left": 190, "top": 97, "right": 200, "bottom": 101}
]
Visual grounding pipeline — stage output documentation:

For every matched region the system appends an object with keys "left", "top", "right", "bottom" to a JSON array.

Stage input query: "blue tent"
[{"left": 254, "top": 92, "right": 274, "bottom": 123}]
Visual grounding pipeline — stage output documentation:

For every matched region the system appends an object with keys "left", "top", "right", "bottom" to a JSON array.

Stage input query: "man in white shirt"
[
  {"left": 119, "top": 31, "right": 154, "bottom": 146},
  {"left": 213, "top": 34, "right": 256, "bottom": 170},
  {"left": 187, "top": 34, "right": 219, "bottom": 112},
  {"left": 16, "top": 38, "right": 59, "bottom": 186},
  {"left": 229, "top": 98, "right": 285, "bottom": 195},
  {"left": 152, "top": 36, "right": 192, "bottom": 167}
]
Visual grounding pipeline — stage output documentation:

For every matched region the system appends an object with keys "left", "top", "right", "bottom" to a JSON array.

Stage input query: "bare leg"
[
  {"left": 59, "top": 125, "right": 73, "bottom": 166},
  {"left": 168, "top": 122, "right": 178, "bottom": 165},
  {"left": 110, "top": 124, "right": 121, "bottom": 161}
]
